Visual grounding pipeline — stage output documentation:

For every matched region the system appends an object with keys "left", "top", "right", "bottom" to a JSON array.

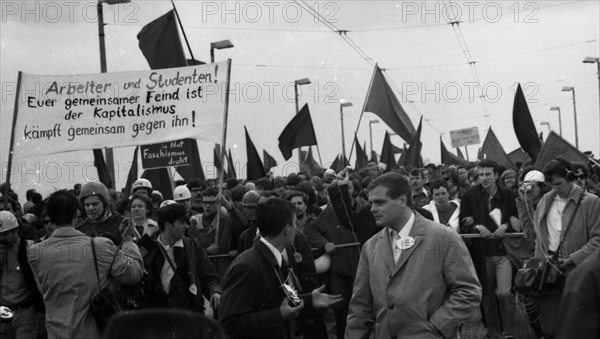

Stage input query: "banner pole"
[
  {"left": 4, "top": 72, "right": 22, "bottom": 208},
  {"left": 170, "top": 0, "right": 197, "bottom": 65},
  {"left": 348, "top": 64, "right": 377, "bottom": 163},
  {"left": 214, "top": 59, "right": 232, "bottom": 251}
]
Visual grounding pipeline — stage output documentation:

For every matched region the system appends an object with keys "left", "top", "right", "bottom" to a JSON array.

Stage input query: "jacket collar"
[
  {"left": 375, "top": 212, "right": 428, "bottom": 275},
  {"left": 50, "top": 227, "right": 87, "bottom": 238},
  {"left": 254, "top": 237, "right": 280, "bottom": 268}
]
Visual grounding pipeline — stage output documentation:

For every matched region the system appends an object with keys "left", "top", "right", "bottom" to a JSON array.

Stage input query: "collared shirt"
[
  {"left": 0, "top": 241, "right": 31, "bottom": 305},
  {"left": 157, "top": 235, "right": 184, "bottom": 294},
  {"left": 132, "top": 218, "right": 158, "bottom": 239},
  {"left": 547, "top": 195, "right": 567, "bottom": 252},
  {"left": 259, "top": 236, "right": 283, "bottom": 267},
  {"left": 388, "top": 212, "right": 416, "bottom": 264}
]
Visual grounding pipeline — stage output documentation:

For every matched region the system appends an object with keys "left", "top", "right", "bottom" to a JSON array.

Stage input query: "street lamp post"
[
  {"left": 562, "top": 86, "right": 578, "bottom": 149},
  {"left": 369, "top": 120, "right": 379, "bottom": 155},
  {"left": 210, "top": 40, "right": 234, "bottom": 63},
  {"left": 339, "top": 101, "right": 353, "bottom": 159},
  {"left": 583, "top": 56, "right": 600, "bottom": 156},
  {"left": 97, "top": 0, "right": 131, "bottom": 188},
  {"left": 550, "top": 107, "right": 562, "bottom": 137},
  {"left": 294, "top": 78, "right": 311, "bottom": 165}
]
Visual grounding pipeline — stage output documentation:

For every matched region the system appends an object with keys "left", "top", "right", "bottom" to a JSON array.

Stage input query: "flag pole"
[
  {"left": 170, "top": 0, "right": 197, "bottom": 65},
  {"left": 3, "top": 71, "right": 22, "bottom": 209},
  {"left": 315, "top": 145, "right": 324, "bottom": 168},
  {"left": 214, "top": 59, "right": 232, "bottom": 252},
  {"left": 348, "top": 64, "right": 377, "bottom": 163}
]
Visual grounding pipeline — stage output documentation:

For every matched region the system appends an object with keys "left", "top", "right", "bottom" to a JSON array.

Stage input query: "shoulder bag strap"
[
  {"left": 157, "top": 240, "right": 179, "bottom": 275},
  {"left": 91, "top": 238, "right": 102, "bottom": 292},
  {"left": 91, "top": 238, "right": 122, "bottom": 291},
  {"left": 553, "top": 191, "right": 585, "bottom": 260}
]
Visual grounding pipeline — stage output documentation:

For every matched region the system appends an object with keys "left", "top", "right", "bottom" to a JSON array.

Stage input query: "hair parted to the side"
[
  {"left": 156, "top": 203, "right": 188, "bottom": 232},
  {"left": 128, "top": 194, "right": 154, "bottom": 218},
  {"left": 543, "top": 156, "right": 575, "bottom": 182},
  {"left": 46, "top": 190, "right": 79, "bottom": 226},
  {"left": 367, "top": 172, "right": 413, "bottom": 207},
  {"left": 478, "top": 159, "right": 499, "bottom": 175},
  {"left": 256, "top": 197, "right": 294, "bottom": 238}
]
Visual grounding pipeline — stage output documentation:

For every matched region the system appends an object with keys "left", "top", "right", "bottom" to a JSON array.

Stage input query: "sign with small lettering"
[
  {"left": 450, "top": 127, "right": 480, "bottom": 148},
  {"left": 11, "top": 61, "right": 229, "bottom": 159},
  {"left": 141, "top": 139, "right": 193, "bottom": 170}
]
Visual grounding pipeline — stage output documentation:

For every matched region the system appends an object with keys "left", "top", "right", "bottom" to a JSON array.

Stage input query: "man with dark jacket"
[
  {"left": 142, "top": 204, "right": 221, "bottom": 313},
  {"left": 305, "top": 176, "right": 363, "bottom": 339},
  {"left": 0, "top": 211, "right": 45, "bottom": 338},
  {"left": 459, "top": 160, "right": 518, "bottom": 339},
  {"left": 76, "top": 181, "right": 123, "bottom": 243},
  {"left": 219, "top": 197, "right": 341, "bottom": 339}
]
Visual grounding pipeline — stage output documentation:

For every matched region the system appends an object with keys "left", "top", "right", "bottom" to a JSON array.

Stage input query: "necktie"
[{"left": 391, "top": 230, "right": 402, "bottom": 264}]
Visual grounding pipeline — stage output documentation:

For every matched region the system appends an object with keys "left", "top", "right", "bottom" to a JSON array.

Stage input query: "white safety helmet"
[
  {"left": 132, "top": 178, "right": 153, "bottom": 194},
  {"left": 314, "top": 253, "right": 331, "bottom": 274},
  {"left": 0, "top": 211, "right": 19, "bottom": 233},
  {"left": 524, "top": 170, "right": 545, "bottom": 183},
  {"left": 173, "top": 185, "right": 192, "bottom": 201}
]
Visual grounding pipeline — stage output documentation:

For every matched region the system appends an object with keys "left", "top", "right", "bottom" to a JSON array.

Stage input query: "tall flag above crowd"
[
  {"left": 354, "top": 134, "right": 370, "bottom": 169},
  {"left": 380, "top": 131, "right": 396, "bottom": 172},
  {"left": 398, "top": 116, "right": 423, "bottom": 168},
  {"left": 363, "top": 65, "right": 416, "bottom": 143},
  {"left": 441, "top": 138, "right": 467, "bottom": 165},
  {"left": 278, "top": 104, "right": 319, "bottom": 161},
  {"left": 137, "top": 10, "right": 187, "bottom": 69},
  {"left": 263, "top": 150, "right": 277, "bottom": 174},
  {"left": 512, "top": 83, "right": 542, "bottom": 162},
  {"left": 478, "top": 128, "right": 514, "bottom": 168},
  {"left": 245, "top": 127, "right": 267, "bottom": 180}
]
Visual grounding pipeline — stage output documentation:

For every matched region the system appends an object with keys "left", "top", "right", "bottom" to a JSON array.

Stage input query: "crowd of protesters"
[{"left": 1, "top": 155, "right": 599, "bottom": 339}]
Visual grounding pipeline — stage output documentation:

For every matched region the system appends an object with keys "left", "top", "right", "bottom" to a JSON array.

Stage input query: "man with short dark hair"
[
  {"left": 459, "top": 160, "right": 518, "bottom": 339},
  {"left": 219, "top": 198, "right": 341, "bottom": 339},
  {"left": 346, "top": 173, "right": 481, "bottom": 338},
  {"left": 287, "top": 191, "right": 313, "bottom": 235},
  {"left": 409, "top": 168, "right": 429, "bottom": 208},
  {"left": 142, "top": 203, "right": 221, "bottom": 313}
]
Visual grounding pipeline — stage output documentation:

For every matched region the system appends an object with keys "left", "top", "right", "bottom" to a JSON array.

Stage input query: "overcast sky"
[{"left": 1, "top": 0, "right": 599, "bottom": 199}]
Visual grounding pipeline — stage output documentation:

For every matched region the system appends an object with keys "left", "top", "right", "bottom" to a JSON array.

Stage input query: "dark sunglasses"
[
  {"left": 43, "top": 219, "right": 52, "bottom": 225},
  {"left": 574, "top": 174, "right": 587, "bottom": 180}
]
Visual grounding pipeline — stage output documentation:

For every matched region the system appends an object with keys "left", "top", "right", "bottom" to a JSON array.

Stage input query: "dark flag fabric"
[
  {"left": 176, "top": 139, "right": 206, "bottom": 182},
  {"left": 142, "top": 168, "right": 173, "bottom": 200},
  {"left": 301, "top": 147, "right": 323, "bottom": 177},
  {"left": 380, "top": 131, "right": 396, "bottom": 172},
  {"left": 245, "top": 127, "right": 266, "bottom": 180},
  {"left": 392, "top": 143, "right": 403, "bottom": 154},
  {"left": 278, "top": 104, "right": 318, "bottom": 161},
  {"left": 263, "top": 150, "right": 277, "bottom": 173},
  {"left": 137, "top": 10, "right": 187, "bottom": 69},
  {"left": 213, "top": 145, "right": 222, "bottom": 174},
  {"left": 513, "top": 83, "right": 542, "bottom": 161},
  {"left": 330, "top": 155, "right": 341, "bottom": 171},
  {"left": 398, "top": 116, "right": 423, "bottom": 168},
  {"left": 441, "top": 138, "right": 467, "bottom": 165},
  {"left": 370, "top": 150, "right": 377, "bottom": 163},
  {"left": 93, "top": 149, "right": 113, "bottom": 189},
  {"left": 478, "top": 127, "right": 514, "bottom": 168},
  {"left": 354, "top": 134, "right": 370, "bottom": 169},
  {"left": 124, "top": 146, "right": 139, "bottom": 196},
  {"left": 363, "top": 65, "right": 416, "bottom": 143},
  {"left": 534, "top": 131, "right": 588, "bottom": 168},
  {"left": 226, "top": 149, "right": 237, "bottom": 180},
  {"left": 508, "top": 148, "right": 531, "bottom": 167}
]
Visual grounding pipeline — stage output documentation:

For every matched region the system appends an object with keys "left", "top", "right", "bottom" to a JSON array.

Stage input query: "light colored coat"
[
  {"left": 423, "top": 200, "right": 460, "bottom": 232},
  {"left": 533, "top": 185, "right": 600, "bottom": 265},
  {"left": 28, "top": 227, "right": 143, "bottom": 339},
  {"left": 345, "top": 213, "right": 481, "bottom": 339}
]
